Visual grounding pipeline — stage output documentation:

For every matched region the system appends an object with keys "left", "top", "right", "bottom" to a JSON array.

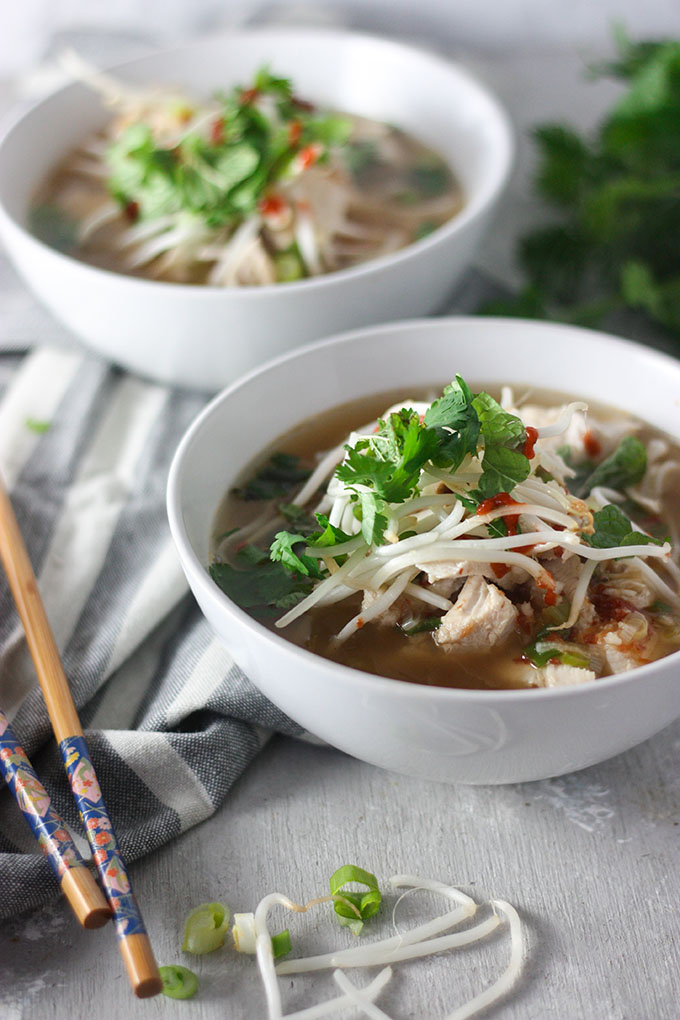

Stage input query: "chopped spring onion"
[
  {"left": 159, "top": 964, "right": 199, "bottom": 1000},
  {"left": 329, "top": 864, "right": 382, "bottom": 926},
  {"left": 523, "top": 640, "right": 591, "bottom": 669},
  {"left": 271, "top": 929, "right": 292, "bottom": 959},
  {"left": 181, "top": 901, "right": 230, "bottom": 954},
  {"left": 24, "top": 418, "right": 51, "bottom": 434}
]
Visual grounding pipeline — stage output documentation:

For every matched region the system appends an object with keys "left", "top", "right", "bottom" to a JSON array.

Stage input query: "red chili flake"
[
  {"left": 298, "top": 144, "right": 319, "bottom": 170},
  {"left": 491, "top": 562, "right": 510, "bottom": 579},
  {"left": 476, "top": 492, "right": 520, "bottom": 515},
  {"left": 124, "top": 200, "right": 139, "bottom": 223},
  {"left": 288, "top": 120, "right": 302, "bottom": 145},
  {"left": 523, "top": 426, "right": 539, "bottom": 459},
  {"left": 258, "top": 194, "right": 285, "bottom": 217},
  {"left": 535, "top": 570, "right": 557, "bottom": 604},
  {"left": 513, "top": 542, "right": 537, "bottom": 554},
  {"left": 356, "top": 617, "right": 365, "bottom": 629},
  {"left": 240, "top": 87, "right": 260, "bottom": 105},
  {"left": 583, "top": 430, "right": 602, "bottom": 458},
  {"left": 210, "top": 117, "right": 224, "bottom": 144},
  {"left": 476, "top": 492, "right": 522, "bottom": 535}
]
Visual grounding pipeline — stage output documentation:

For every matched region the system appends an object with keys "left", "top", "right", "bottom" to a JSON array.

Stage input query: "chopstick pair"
[{"left": 0, "top": 474, "right": 162, "bottom": 999}]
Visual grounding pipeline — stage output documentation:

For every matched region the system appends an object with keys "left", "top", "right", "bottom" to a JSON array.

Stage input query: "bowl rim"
[
  {"left": 0, "top": 26, "right": 514, "bottom": 298},
  {"left": 166, "top": 314, "right": 680, "bottom": 703}
]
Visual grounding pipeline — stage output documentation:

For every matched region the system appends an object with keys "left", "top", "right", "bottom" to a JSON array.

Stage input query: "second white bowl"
[{"left": 0, "top": 29, "right": 513, "bottom": 390}]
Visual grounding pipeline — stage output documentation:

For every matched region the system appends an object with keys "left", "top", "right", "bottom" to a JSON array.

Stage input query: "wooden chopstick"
[
  {"left": 0, "top": 706, "right": 111, "bottom": 928},
  {"left": 0, "top": 474, "right": 162, "bottom": 999}
]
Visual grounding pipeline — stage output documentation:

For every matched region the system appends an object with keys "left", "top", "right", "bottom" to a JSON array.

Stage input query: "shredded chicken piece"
[{"left": 434, "top": 576, "right": 519, "bottom": 652}]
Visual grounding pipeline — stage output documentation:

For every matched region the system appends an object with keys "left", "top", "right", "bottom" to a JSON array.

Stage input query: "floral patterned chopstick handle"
[
  {"left": 60, "top": 734, "right": 147, "bottom": 940},
  {"left": 0, "top": 708, "right": 111, "bottom": 928},
  {"left": 0, "top": 708, "right": 87, "bottom": 879}
]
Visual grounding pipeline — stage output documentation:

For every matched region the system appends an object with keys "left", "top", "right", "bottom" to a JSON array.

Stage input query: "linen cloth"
[{"left": 0, "top": 341, "right": 312, "bottom": 919}]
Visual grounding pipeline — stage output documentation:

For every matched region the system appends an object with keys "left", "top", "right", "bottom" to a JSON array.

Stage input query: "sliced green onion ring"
[
  {"left": 329, "top": 865, "right": 382, "bottom": 924},
  {"left": 182, "top": 901, "right": 230, "bottom": 955},
  {"left": 159, "top": 964, "right": 198, "bottom": 1000},
  {"left": 271, "top": 929, "right": 292, "bottom": 958}
]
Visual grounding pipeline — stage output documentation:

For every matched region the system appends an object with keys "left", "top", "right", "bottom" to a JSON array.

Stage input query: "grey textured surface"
[{"left": 3, "top": 728, "right": 680, "bottom": 1018}]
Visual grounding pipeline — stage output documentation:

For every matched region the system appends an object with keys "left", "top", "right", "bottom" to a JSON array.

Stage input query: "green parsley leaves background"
[{"left": 486, "top": 28, "right": 680, "bottom": 343}]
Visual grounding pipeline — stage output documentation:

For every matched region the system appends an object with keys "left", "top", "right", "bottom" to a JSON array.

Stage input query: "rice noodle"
[
  {"left": 403, "top": 583, "right": 453, "bottom": 611},
  {"left": 443, "top": 900, "right": 523, "bottom": 1020},
  {"left": 331, "top": 971, "right": 395, "bottom": 1019},
  {"left": 548, "top": 559, "right": 597, "bottom": 631},
  {"left": 534, "top": 401, "right": 588, "bottom": 438},
  {"left": 283, "top": 968, "right": 393, "bottom": 1020},
  {"left": 294, "top": 442, "right": 347, "bottom": 507},
  {"left": 333, "top": 569, "right": 417, "bottom": 644}
]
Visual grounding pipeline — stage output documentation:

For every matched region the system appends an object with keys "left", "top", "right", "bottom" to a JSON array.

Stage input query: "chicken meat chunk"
[{"left": 434, "top": 575, "right": 519, "bottom": 652}]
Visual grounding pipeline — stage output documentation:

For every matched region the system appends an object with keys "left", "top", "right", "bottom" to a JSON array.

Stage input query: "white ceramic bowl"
[
  {"left": 167, "top": 317, "right": 680, "bottom": 785},
  {"left": 0, "top": 30, "right": 512, "bottom": 392}
]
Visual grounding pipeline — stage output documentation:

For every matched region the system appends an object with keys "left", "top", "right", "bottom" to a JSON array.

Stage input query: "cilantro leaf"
[
  {"left": 356, "top": 492, "right": 388, "bottom": 547},
  {"left": 278, "top": 502, "right": 317, "bottom": 530},
  {"left": 583, "top": 503, "right": 665, "bottom": 549},
  {"left": 209, "top": 555, "right": 313, "bottom": 611},
  {"left": 424, "top": 376, "right": 480, "bottom": 470},
  {"left": 424, "top": 375, "right": 475, "bottom": 429},
  {"left": 237, "top": 452, "right": 311, "bottom": 501},
  {"left": 306, "top": 514, "right": 354, "bottom": 548},
  {"left": 579, "top": 435, "right": 647, "bottom": 495},
  {"left": 472, "top": 392, "right": 526, "bottom": 447},
  {"left": 337, "top": 410, "right": 436, "bottom": 504},
  {"left": 476, "top": 446, "right": 531, "bottom": 500},
  {"left": 335, "top": 445, "right": 398, "bottom": 495},
  {"left": 270, "top": 532, "right": 324, "bottom": 578}
]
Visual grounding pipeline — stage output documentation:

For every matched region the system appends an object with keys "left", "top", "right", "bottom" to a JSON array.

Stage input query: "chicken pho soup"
[
  {"left": 31, "top": 65, "right": 461, "bottom": 287},
  {"left": 210, "top": 379, "right": 680, "bottom": 690}
]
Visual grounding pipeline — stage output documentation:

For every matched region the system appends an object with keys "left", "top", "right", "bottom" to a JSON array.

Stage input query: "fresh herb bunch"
[
  {"left": 487, "top": 29, "right": 680, "bottom": 339},
  {"left": 105, "top": 67, "right": 352, "bottom": 228},
  {"left": 321, "top": 376, "right": 530, "bottom": 546}
]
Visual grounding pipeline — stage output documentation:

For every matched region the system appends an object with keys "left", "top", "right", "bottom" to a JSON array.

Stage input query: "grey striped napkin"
[
  {"left": 0, "top": 347, "right": 304, "bottom": 920},
  {"left": 0, "top": 265, "right": 517, "bottom": 920}
]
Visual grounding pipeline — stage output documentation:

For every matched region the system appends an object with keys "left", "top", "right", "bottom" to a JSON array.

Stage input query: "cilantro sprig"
[
  {"left": 105, "top": 66, "right": 352, "bottom": 234},
  {"left": 485, "top": 28, "right": 680, "bottom": 341},
  {"left": 209, "top": 545, "right": 314, "bottom": 614},
  {"left": 577, "top": 435, "right": 647, "bottom": 496},
  {"left": 582, "top": 504, "right": 666, "bottom": 549},
  {"left": 276, "top": 376, "right": 530, "bottom": 553}
]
